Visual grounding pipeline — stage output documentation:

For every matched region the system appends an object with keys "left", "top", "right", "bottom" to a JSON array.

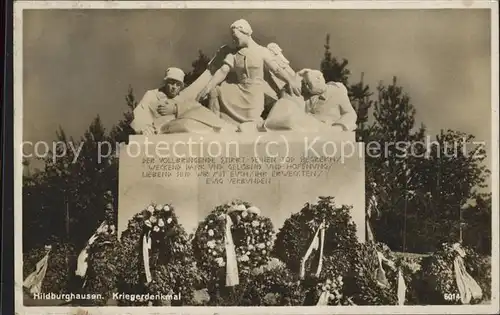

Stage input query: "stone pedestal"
[{"left": 117, "top": 131, "right": 365, "bottom": 241}]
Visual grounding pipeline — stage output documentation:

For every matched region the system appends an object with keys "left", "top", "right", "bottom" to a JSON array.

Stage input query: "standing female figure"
[{"left": 196, "top": 19, "right": 301, "bottom": 127}]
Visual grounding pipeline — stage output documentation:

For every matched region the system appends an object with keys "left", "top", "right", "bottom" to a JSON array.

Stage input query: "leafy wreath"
[
  {"left": 192, "top": 200, "right": 275, "bottom": 293},
  {"left": 342, "top": 242, "right": 399, "bottom": 305},
  {"left": 238, "top": 263, "right": 307, "bottom": 306},
  {"left": 116, "top": 202, "right": 199, "bottom": 306},
  {"left": 272, "top": 196, "right": 408, "bottom": 305},
  {"left": 272, "top": 196, "right": 358, "bottom": 275},
  {"left": 300, "top": 250, "right": 356, "bottom": 306},
  {"left": 418, "top": 242, "right": 489, "bottom": 305},
  {"left": 75, "top": 223, "right": 119, "bottom": 306},
  {"left": 23, "top": 243, "right": 76, "bottom": 296}
]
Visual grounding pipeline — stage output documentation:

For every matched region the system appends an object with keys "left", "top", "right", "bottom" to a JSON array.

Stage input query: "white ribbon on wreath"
[
  {"left": 217, "top": 204, "right": 263, "bottom": 287},
  {"left": 141, "top": 204, "right": 173, "bottom": 285},
  {"left": 23, "top": 245, "right": 52, "bottom": 294},
  {"left": 397, "top": 268, "right": 407, "bottom": 305},
  {"left": 223, "top": 213, "right": 239, "bottom": 287},
  {"left": 299, "top": 220, "right": 331, "bottom": 306},
  {"left": 452, "top": 243, "right": 482, "bottom": 304},
  {"left": 375, "top": 250, "right": 396, "bottom": 288},
  {"left": 142, "top": 224, "right": 153, "bottom": 284},
  {"left": 374, "top": 248, "right": 408, "bottom": 305},
  {"left": 76, "top": 221, "right": 116, "bottom": 288},
  {"left": 300, "top": 220, "right": 326, "bottom": 280}
]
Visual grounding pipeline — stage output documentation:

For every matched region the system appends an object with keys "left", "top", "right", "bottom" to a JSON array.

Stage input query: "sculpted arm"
[
  {"left": 196, "top": 54, "right": 233, "bottom": 101},
  {"left": 332, "top": 83, "right": 357, "bottom": 131},
  {"left": 137, "top": 90, "right": 158, "bottom": 112},
  {"left": 308, "top": 83, "right": 357, "bottom": 131},
  {"left": 262, "top": 49, "right": 301, "bottom": 96},
  {"left": 131, "top": 91, "right": 161, "bottom": 135},
  {"left": 209, "top": 64, "right": 231, "bottom": 87}
]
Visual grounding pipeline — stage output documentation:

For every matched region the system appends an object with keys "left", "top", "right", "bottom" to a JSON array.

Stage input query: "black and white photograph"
[{"left": 14, "top": 1, "right": 499, "bottom": 314}]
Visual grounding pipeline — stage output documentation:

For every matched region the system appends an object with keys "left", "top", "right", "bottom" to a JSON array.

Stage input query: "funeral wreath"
[
  {"left": 192, "top": 200, "right": 275, "bottom": 299},
  {"left": 116, "top": 202, "right": 199, "bottom": 306}
]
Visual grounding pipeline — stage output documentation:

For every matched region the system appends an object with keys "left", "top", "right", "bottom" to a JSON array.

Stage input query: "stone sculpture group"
[{"left": 130, "top": 19, "right": 358, "bottom": 135}]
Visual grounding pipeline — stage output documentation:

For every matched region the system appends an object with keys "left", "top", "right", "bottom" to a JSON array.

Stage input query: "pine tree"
[
  {"left": 423, "top": 129, "right": 490, "bottom": 247},
  {"left": 23, "top": 117, "right": 117, "bottom": 250},
  {"left": 462, "top": 192, "right": 492, "bottom": 254},
  {"left": 349, "top": 72, "right": 374, "bottom": 142},
  {"left": 349, "top": 73, "right": 372, "bottom": 127},
  {"left": 105, "top": 87, "right": 140, "bottom": 217},
  {"left": 369, "top": 78, "right": 491, "bottom": 253},
  {"left": 321, "top": 34, "right": 350, "bottom": 85},
  {"left": 369, "top": 77, "right": 427, "bottom": 251},
  {"left": 184, "top": 50, "right": 210, "bottom": 86},
  {"left": 320, "top": 34, "right": 373, "bottom": 137},
  {"left": 59, "top": 116, "right": 115, "bottom": 248},
  {"left": 23, "top": 126, "right": 78, "bottom": 250}
]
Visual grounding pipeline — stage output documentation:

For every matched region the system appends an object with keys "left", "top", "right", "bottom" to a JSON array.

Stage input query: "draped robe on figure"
[{"left": 132, "top": 43, "right": 347, "bottom": 134}]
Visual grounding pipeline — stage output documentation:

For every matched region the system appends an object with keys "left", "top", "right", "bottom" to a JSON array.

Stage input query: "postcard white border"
[{"left": 13, "top": 1, "right": 499, "bottom": 315}]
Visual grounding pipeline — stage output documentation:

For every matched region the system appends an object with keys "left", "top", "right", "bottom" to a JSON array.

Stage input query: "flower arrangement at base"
[
  {"left": 75, "top": 223, "right": 119, "bottom": 306},
  {"left": 192, "top": 200, "right": 275, "bottom": 301},
  {"left": 300, "top": 251, "right": 356, "bottom": 306},
  {"left": 391, "top": 253, "right": 426, "bottom": 305},
  {"left": 116, "top": 202, "right": 199, "bottom": 306},
  {"left": 147, "top": 261, "right": 200, "bottom": 306},
  {"left": 272, "top": 196, "right": 358, "bottom": 275},
  {"left": 342, "top": 242, "right": 399, "bottom": 305},
  {"left": 238, "top": 262, "right": 307, "bottom": 306},
  {"left": 309, "top": 275, "right": 349, "bottom": 305},
  {"left": 23, "top": 242, "right": 76, "bottom": 296},
  {"left": 301, "top": 243, "right": 397, "bottom": 306},
  {"left": 419, "top": 242, "right": 488, "bottom": 305}
]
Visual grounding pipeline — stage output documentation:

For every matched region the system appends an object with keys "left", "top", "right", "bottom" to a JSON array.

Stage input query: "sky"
[{"left": 21, "top": 8, "right": 493, "bottom": 184}]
